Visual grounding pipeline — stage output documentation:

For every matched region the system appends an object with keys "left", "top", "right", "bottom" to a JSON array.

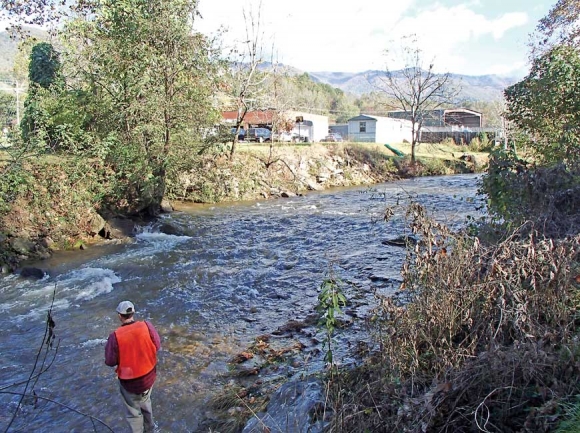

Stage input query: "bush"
[
  {"left": 468, "top": 133, "right": 493, "bottom": 152},
  {"left": 481, "top": 147, "right": 580, "bottom": 237},
  {"left": 326, "top": 203, "right": 580, "bottom": 432}
]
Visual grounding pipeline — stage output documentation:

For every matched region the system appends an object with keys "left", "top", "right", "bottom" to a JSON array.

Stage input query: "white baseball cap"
[{"left": 116, "top": 301, "right": 135, "bottom": 315}]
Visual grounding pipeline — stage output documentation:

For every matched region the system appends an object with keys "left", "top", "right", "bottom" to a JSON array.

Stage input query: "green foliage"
[
  {"left": 468, "top": 132, "right": 492, "bottom": 152},
  {"left": 0, "top": 90, "right": 16, "bottom": 128},
  {"left": 535, "top": 0, "right": 580, "bottom": 53},
  {"left": 505, "top": 44, "right": 580, "bottom": 167},
  {"left": 21, "top": 86, "right": 93, "bottom": 152},
  {"left": 316, "top": 272, "right": 347, "bottom": 365},
  {"left": 20, "top": 42, "right": 69, "bottom": 150},
  {"left": 480, "top": 146, "right": 580, "bottom": 237},
  {"left": 28, "top": 42, "right": 61, "bottom": 89},
  {"left": 480, "top": 147, "right": 526, "bottom": 226},
  {"left": 556, "top": 398, "right": 580, "bottom": 433},
  {"left": 0, "top": 160, "right": 33, "bottom": 215},
  {"left": 259, "top": 72, "right": 359, "bottom": 124},
  {"left": 59, "top": 0, "right": 220, "bottom": 213}
]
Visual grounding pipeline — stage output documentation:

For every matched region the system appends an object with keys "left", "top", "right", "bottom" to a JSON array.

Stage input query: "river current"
[{"left": 0, "top": 174, "right": 483, "bottom": 432}]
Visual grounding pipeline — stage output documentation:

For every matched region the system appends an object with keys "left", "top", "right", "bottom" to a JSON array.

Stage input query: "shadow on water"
[{"left": 0, "top": 174, "right": 484, "bottom": 432}]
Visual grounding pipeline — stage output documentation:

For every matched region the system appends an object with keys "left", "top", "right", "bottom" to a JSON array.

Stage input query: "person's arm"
[
  {"left": 145, "top": 321, "right": 161, "bottom": 351},
  {"left": 104, "top": 332, "right": 119, "bottom": 366}
]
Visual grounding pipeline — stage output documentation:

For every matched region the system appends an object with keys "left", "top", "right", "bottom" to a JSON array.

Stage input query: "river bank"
[{"left": 0, "top": 142, "right": 487, "bottom": 273}]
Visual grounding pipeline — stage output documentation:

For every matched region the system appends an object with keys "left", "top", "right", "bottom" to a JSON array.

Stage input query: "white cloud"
[
  {"left": 196, "top": 0, "right": 414, "bottom": 71},
  {"left": 195, "top": 0, "right": 532, "bottom": 75},
  {"left": 383, "top": 4, "right": 530, "bottom": 74},
  {"left": 491, "top": 12, "right": 529, "bottom": 39}
]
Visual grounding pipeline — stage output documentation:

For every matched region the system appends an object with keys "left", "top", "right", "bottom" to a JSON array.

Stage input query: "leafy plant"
[
  {"left": 316, "top": 270, "right": 347, "bottom": 366},
  {"left": 480, "top": 146, "right": 580, "bottom": 237}
]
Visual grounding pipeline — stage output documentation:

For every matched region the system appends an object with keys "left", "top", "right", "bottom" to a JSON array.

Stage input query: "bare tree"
[
  {"left": 379, "top": 35, "right": 459, "bottom": 163},
  {"left": 227, "top": 0, "right": 270, "bottom": 160}
]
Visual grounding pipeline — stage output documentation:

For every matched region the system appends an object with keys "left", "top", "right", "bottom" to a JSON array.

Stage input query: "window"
[{"left": 359, "top": 122, "right": 366, "bottom": 133}]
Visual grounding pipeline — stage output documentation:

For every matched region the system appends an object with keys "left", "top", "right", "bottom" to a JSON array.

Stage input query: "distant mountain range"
[
  {"left": 307, "top": 70, "right": 519, "bottom": 102},
  {"left": 261, "top": 62, "right": 520, "bottom": 102}
]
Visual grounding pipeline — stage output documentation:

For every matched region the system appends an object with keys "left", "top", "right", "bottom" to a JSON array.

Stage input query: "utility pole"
[{"left": 14, "top": 79, "right": 22, "bottom": 125}]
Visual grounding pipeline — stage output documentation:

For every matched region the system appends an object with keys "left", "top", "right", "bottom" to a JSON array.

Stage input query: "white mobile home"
[{"left": 347, "top": 114, "right": 412, "bottom": 144}]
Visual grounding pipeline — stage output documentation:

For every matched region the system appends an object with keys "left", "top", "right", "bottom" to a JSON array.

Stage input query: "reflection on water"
[{"left": 0, "top": 174, "right": 483, "bottom": 432}]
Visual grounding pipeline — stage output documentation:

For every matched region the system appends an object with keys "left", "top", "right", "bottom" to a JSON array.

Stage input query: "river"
[{"left": 0, "top": 174, "right": 483, "bottom": 432}]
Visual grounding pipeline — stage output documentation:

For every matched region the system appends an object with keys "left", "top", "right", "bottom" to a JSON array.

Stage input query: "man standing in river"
[{"left": 105, "top": 301, "right": 161, "bottom": 433}]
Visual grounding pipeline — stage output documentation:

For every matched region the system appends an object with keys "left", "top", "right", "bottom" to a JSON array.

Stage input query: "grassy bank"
[
  {"left": 0, "top": 141, "right": 486, "bottom": 270},
  {"left": 168, "top": 141, "right": 486, "bottom": 203}
]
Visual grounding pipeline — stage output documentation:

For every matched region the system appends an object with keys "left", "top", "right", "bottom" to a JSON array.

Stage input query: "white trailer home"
[{"left": 347, "top": 114, "right": 412, "bottom": 144}]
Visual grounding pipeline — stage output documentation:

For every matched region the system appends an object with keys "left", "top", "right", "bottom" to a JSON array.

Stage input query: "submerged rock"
[
  {"left": 242, "top": 378, "right": 328, "bottom": 433},
  {"left": 381, "top": 235, "right": 418, "bottom": 247},
  {"left": 19, "top": 267, "right": 46, "bottom": 280}
]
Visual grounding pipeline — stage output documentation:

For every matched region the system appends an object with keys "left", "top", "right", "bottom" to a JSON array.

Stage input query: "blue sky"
[{"left": 195, "top": 0, "right": 554, "bottom": 77}]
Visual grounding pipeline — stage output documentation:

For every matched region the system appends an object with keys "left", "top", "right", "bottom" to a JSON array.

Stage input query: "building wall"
[
  {"left": 348, "top": 115, "right": 413, "bottom": 143},
  {"left": 444, "top": 111, "right": 482, "bottom": 128},
  {"left": 375, "top": 117, "right": 413, "bottom": 143},
  {"left": 389, "top": 109, "right": 482, "bottom": 128},
  {"left": 329, "top": 124, "right": 348, "bottom": 138},
  {"left": 348, "top": 118, "right": 377, "bottom": 142}
]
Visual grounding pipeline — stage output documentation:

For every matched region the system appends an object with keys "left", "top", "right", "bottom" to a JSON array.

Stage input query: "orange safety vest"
[{"left": 114, "top": 321, "right": 157, "bottom": 380}]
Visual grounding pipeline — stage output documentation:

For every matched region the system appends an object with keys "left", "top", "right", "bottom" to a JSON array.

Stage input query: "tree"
[
  {"left": 0, "top": 91, "right": 16, "bottom": 129},
  {"left": 20, "top": 41, "right": 64, "bottom": 149},
  {"left": 378, "top": 35, "right": 459, "bottom": 163},
  {"left": 533, "top": 0, "right": 580, "bottom": 55},
  {"left": 504, "top": 44, "right": 580, "bottom": 167},
  {"left": 225, "top": 0, "right": 269, "bottom": 160},
  {"left": 331, "top": 92, "right": 359, "bottom": 124},
  {"left": 61, "top": 0, "right": 219, "bottom": 214},
  {"left": 0, "top": 0, "right": 63, "bottom": 31}
]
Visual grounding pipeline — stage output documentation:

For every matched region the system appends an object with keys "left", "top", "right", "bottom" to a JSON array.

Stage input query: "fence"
[{"left": 419, "top": 127, "right": 502, "bottom": 145}]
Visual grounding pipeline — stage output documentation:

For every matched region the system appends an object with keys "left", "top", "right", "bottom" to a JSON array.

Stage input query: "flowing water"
[{"left": 0, "top": 174, "right": 483, "bottom": 432}]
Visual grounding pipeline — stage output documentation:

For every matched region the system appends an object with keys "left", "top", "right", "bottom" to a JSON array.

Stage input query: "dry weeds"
[{"left": 328, "top": 202, "right": 580, "bottom": 432}]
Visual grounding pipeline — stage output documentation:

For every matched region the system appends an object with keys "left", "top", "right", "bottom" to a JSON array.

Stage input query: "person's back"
[{"left": 105, "top": 301, "right": 161, "bottom": 433}]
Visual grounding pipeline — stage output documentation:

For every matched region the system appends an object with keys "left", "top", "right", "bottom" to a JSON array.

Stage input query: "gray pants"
[{"left": 119, "top": 384, "right": 154, "bottom": 433}]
